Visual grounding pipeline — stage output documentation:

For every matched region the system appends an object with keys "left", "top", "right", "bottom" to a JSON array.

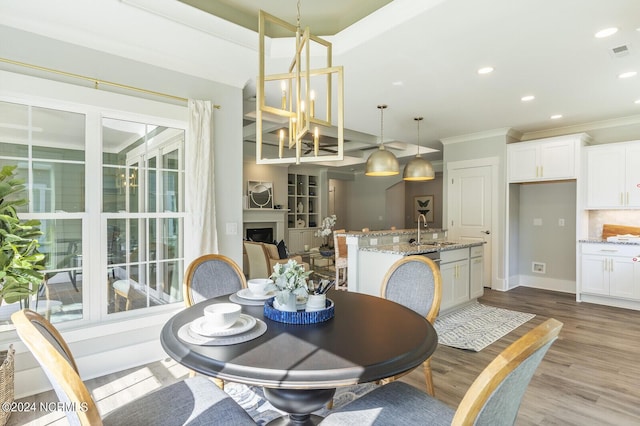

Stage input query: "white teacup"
[
  {"left": 203, "top": 303, "right": 241, "bottom": 329},
  {"left": 248, "top": 278, "right": 273, "bottom": 296}
]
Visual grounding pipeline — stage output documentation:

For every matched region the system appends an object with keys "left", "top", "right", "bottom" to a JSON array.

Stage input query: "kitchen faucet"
[{"left": 417, "top": 213, "right": 427, "bottom": 245}]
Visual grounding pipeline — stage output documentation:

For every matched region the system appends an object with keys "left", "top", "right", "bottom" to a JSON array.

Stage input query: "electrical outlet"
[
  {"left": 370, "top": 238, "right": 378, "bottom": 246},
  {"left": 558, "top": 218, "right": 565, "bottom": 227},
  {"left": 393, "top": 236, "right": 400, "bottom": 243},
  {"left": 533, "top": 218, "right": 542, "bottom": 226},
  {"left": 532, "top": 262, "right": 546, "bottom": 274}
]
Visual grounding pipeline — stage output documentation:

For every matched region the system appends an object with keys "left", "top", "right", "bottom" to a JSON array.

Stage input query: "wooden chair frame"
[
  {"left": 182, "top": 253, "right": 247, "bottom": 389},
  {"left": 452, "top": 317, "right": 563, "bottom": 425},
  {"left": 11, "top": 309, "right": 103, "bottom": 425},
  {"left": 380, "top": 255, "right": 442, "bottom": 396},
  {"left": 333, "top": 229, "right": 348, "bottom": 289},
  {"left": 183, "top": 253, "right": 247, "bottom": 307}
]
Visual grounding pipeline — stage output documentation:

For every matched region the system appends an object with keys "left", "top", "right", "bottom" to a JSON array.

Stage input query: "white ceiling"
[{"left": 2, "top": 0, "right": 640, "bottom": 172}]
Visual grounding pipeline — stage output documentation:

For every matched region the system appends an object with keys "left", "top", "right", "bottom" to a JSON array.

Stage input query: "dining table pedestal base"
[{"left": 264, "top": 387, "right": 336, "bottom": 425}]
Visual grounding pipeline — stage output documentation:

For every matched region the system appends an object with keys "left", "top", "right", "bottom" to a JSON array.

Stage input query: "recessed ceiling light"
[
  {"left": 521, "top": 95, "right": 535, "bottom": 102},
  {"left": 391, "top": 81, "right": 404, "bottom": 86},
  {"left": 595, "top": 27, "right": 618, "bottom": 38},
  {"left": 635, "top": 99, "right": 640, "bottom": 104},
  {"left": 619, "top": 71, "right": 638, "bottom": 79},
  {"left": 550, "top": 114, "right": 563, "bottom": 120},
  {"left": 477, "top": 66, "right": 494, "bottom": 75}
]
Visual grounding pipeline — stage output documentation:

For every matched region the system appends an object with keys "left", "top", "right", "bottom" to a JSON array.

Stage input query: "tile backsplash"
[{"left": 588, "top": 210, "right": 640, "bottom": 238}]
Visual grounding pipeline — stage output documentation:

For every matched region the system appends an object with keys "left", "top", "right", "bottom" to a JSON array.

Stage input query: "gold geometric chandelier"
[{"left": 256, "top": 3, "right": 344, "bottom": 164}]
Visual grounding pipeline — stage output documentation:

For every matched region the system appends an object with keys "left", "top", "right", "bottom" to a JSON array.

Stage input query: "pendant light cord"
[
  {"left": 415, "top": 116, "right": 424, "bottom": 156},
  {"left": 378, "top": 104, "right": 388, "bottom": 147}
]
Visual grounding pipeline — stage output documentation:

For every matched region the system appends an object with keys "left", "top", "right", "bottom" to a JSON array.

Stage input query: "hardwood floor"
[
  {"left": 401, "top": 287, "right": 640, "bottom": 425},
  {"left": 8, "top": 287, "right": 640, "bottom": 425}
]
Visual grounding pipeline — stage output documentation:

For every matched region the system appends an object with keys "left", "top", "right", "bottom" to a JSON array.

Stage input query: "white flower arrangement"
[
  {"left": 315, "top": 214, "right": 337, "bottom": 238},
  {"left": 267, "top": 259, "right": 311, "bottom": 305}
]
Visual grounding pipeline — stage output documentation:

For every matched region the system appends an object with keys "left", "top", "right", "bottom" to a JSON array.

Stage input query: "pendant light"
[
  {"left": 365, "top": 105, "right": 399, "bottom": 176},
  {"left": 403, "top": 117, "right": 435, "bottom": 181}
]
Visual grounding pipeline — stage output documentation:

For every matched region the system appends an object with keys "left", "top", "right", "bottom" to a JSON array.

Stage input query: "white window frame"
[{"left": 0, "top": 71, "right": 189, "bottom": 336}]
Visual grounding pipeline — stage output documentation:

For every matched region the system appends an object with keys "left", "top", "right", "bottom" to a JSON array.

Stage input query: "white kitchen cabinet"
[
  {"left": 440, "top": 248, "right": 470, "bottom": 311},
  {"left": 580, "top": 243, "right": 640, "bottom": 301},
  {"left": 586, "top": 141, "right": 640, "bottom": 208},
  {"left": 469, "top": 245, "right": 484, "bottom": 299},
  {"left": 508, "top": 134, "right": 586, "bottom": 183}
]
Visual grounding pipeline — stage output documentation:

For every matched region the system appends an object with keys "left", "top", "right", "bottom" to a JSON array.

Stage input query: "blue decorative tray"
[{"left": 264, "top": 297, "right": 335, "bottom": 324}]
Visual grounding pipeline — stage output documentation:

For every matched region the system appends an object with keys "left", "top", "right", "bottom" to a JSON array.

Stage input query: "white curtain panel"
[{"left": 185, "top": 99, "right": 218, "bottom": 265}]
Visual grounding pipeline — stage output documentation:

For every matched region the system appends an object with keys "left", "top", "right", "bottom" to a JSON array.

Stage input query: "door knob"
[{"left": 481, "top": 230, "right": 491, "bottom": 235}]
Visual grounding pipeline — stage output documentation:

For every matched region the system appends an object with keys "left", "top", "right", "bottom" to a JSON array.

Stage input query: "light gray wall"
[
  {"left": 0, "top": 25, "right": 245, "bottom": 264},
  {"left": 347, "top": 173, "right": 402, "bottom": 231},
  {"left": 516, "top": 182, "right": 577, "bottom": 281},
  {"left": 385, "top": 181, "right": 405, "bottom": 229},
  {"left": 328, "top": 178, "right": 349, "bottom": 231}
]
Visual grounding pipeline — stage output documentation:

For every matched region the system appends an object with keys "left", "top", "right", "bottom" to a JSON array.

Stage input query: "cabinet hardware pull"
[
  {"left": 620, "top": 192, "right": 624, "bottom": 205},
  {"left": 610, "top": 258, "right": 614, "bottom": 272},
  {"left": 599, "top": 249, "right": 618, "bottom": 252},
  {"left": 627, "top": 192, "right": 629, "bottom": 205},
  {"left": 540, "top": 165, "right": 543, "bottom": 177}
]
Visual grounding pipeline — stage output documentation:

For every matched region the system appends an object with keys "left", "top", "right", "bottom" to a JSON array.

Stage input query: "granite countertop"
[
  {"left": 360, "top": 240, "right": 484, "bottom": 255},
  {"left": 579, "top": 239, "right": 640, "bottom": 246},
  {"left": 334, "top": 228, "right": 446, "bottom": 238}
]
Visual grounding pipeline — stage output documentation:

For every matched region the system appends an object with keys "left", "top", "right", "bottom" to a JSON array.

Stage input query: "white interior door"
[{"left": 448, "top": 164, "right": 493, "bottom": 287}]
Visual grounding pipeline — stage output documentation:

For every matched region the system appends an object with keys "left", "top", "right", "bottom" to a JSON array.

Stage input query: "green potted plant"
[
  {"left": 0, "top": 165, "right": 45, "bottom": 305},
  {"left": 267, "top": 259, "right": 311, "bottom": 311}
]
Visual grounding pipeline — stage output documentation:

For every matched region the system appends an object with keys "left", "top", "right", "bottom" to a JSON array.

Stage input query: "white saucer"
[
  {"left": 237, "top": 288, "right": 274, "bottom": 301},
  {"left": 189, "top": 314, "right": 256, "bottom": 337}
]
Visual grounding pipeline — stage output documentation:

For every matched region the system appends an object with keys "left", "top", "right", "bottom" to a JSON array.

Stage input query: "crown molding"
[
  {"left": 520, "top": 114, "right": 640, "bottom": 141},
  {"left": 440, "top": 128, "right": 521, "bottom": 145}
]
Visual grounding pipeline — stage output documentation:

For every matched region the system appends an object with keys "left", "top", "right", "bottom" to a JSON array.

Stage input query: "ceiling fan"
[{"left": 302, "top": 139, "right": 338, "bottom": 155}]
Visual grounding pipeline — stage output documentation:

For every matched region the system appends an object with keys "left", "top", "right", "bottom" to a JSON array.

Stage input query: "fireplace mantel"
[{"left": 243, "top": 209, "right": 288, "bottom": 242}]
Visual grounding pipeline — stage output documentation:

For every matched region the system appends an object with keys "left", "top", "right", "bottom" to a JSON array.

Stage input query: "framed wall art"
[
  {"left": 413, "top": 195, "right": 434, "bottom": 222},
  {"left": 247, "top": 181, "right": 274, "bottom": 209}
]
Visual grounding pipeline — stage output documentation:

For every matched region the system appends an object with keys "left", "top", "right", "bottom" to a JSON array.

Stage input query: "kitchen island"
[{"left": 336, "top": 229, "right": 485, "bottom": 313}]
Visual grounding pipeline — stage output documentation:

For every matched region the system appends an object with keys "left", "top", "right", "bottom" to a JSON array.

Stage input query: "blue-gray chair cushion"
[
  {"left": 384, "top": 261, "right": 435, "bottom": 318},
  {"left": 102, "top": 376, "right": 256, "bottom": 426},
  {"left": 190, "top": 259, "right": 243, "bottom": 305},
  {"left": 319, "top": 382, "right": 454, "bottom": 426}
]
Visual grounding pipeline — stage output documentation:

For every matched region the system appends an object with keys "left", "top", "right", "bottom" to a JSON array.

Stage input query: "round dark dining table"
[{"left": 161, "top": 290, "right": 437, "bottom": 425}]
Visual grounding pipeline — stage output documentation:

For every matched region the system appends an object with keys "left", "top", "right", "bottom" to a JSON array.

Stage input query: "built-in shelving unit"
[{"left": 287, "top": 173, "right": 320, "bottom": 229}]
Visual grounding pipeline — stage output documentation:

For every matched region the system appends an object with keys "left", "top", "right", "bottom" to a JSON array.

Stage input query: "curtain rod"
[{"left": 0, "top": 57, "right": 221, "bottom": 109}]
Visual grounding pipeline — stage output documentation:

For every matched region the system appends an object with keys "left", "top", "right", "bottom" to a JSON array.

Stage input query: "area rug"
[
  {"left": 225, "top": 382, "right": 378, "bottom": 425},
  {"left": 434, "top": 302, "right": 535, "bottom": 352}
]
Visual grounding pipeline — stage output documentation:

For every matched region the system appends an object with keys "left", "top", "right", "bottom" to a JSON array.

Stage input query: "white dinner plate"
[
  {"left": 189, "top": 314, "right": 256, "bottom": 337},
  {"left": 236, "top": 288, "right": 275, "bottom": 301}
]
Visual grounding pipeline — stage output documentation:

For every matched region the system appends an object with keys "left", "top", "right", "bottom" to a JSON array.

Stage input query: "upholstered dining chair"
[
  {"left": 333, "top": 229, "right": 348, "bottom": 290},
  {"left": 11, "top": 309, "right": 256, "bottom": 426},
  {"left": 183, "top": 253, "right": 247, "bottom": 307},
  {"left": 183, "top": 254, "right": 247, "bottom": 390},
  {"left": 380, "top": 255, "right": 442, "bottom": 396},
  {"left": 320, "top": 318, "right": 563, "bottom": 426}
]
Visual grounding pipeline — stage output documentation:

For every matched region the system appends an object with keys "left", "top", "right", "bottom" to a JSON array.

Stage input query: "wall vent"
[{"left": 611, "top": 44, "right": 630, "bottom": 57}]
